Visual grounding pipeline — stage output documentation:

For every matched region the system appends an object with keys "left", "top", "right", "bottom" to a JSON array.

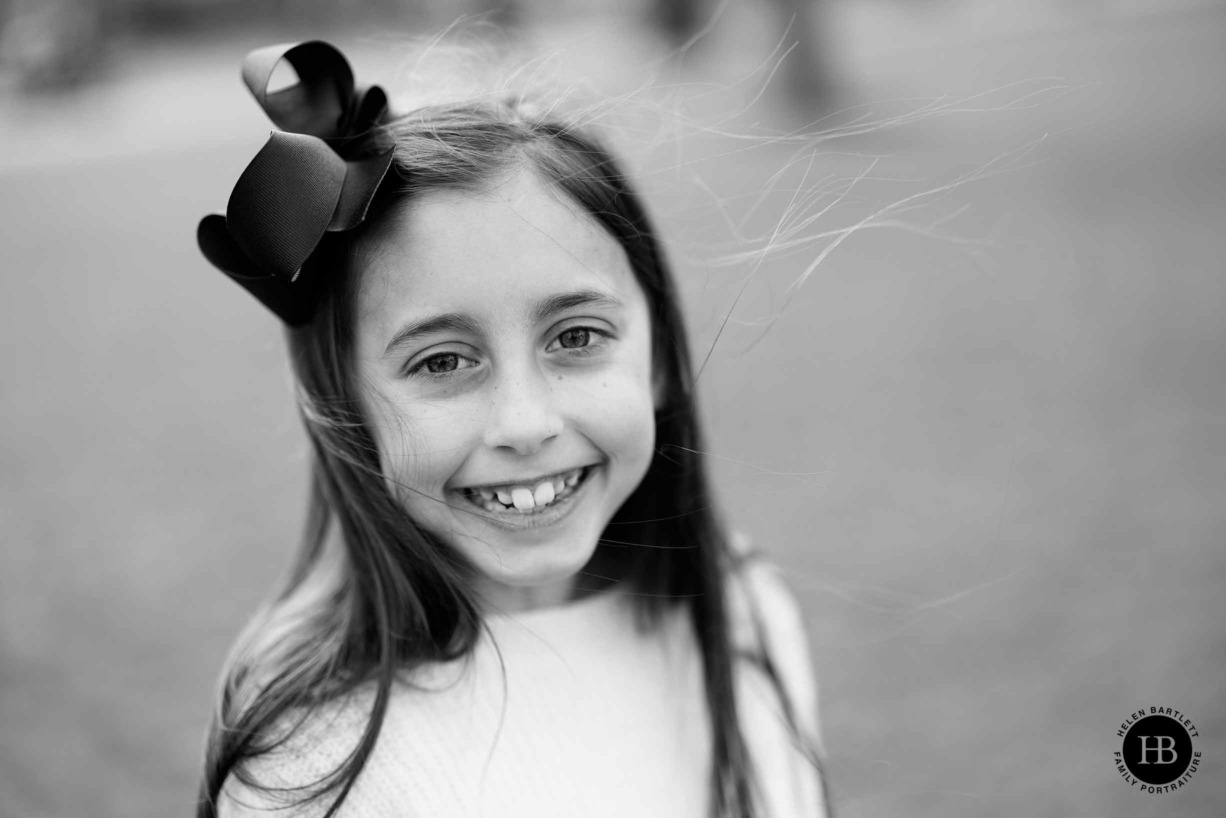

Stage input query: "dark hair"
[{"left": 198, "top": 97, "right": 820, "bottom": 817}]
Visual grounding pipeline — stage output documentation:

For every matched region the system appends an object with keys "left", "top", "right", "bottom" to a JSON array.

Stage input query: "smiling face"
[{"left": 351, "top": 167, "right": 658, "bottom": 613}]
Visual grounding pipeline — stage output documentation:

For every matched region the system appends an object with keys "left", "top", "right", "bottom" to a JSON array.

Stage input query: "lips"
[{"left": 457, "top": 466, "right": 593, "bottom": 514}]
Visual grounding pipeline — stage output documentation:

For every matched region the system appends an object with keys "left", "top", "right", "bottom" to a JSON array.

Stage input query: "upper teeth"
[{"left": 472, "top": 468, "right": 584, "bottom": 512}]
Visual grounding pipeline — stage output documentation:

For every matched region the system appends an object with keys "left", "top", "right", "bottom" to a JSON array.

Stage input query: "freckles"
[
  {"left": 403, "top": 403, "right": 453, "bottom": 425},
  {"left": 579, "top": 375, "right": 654, "bottom": 424}
]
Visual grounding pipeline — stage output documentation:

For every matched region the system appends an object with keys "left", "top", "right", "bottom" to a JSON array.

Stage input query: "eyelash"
[
  {"left": 405, "top": 351, "right": 478, "bottom": 380},
  {"left": 404, "top": 326, "right": 612, "bottom": 380},
  {"left": 544, "top": 326, "right": 611, "bottom": 356}
]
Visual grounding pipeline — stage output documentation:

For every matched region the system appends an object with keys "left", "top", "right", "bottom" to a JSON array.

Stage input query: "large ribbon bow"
[{"left": 197, "top": 41, "right": 395, "bottom": 326}]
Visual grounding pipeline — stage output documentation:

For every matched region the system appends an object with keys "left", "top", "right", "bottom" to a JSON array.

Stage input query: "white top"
[{"left": 219, "top": 557, "right": 825, "bottom": 817}]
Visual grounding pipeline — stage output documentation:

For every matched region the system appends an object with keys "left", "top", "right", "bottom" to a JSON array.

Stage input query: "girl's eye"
[
  {"left": 557, "top": 328, "right": 592, "bottom": 349},
  {"left": 425, "top": 353, "right": 461, "bottom": 373},
  {"left": 408, "top": 352, "right": 477, "bottom": 378},
  {"left": 545, "top": 326, "right": 611, "bottom": 356}
]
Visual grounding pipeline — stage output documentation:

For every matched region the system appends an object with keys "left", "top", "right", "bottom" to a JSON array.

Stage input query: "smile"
[{"left": 457, "top": 466, "right": 594, "bottom": 515}]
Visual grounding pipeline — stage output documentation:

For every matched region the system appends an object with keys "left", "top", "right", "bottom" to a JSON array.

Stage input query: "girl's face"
[{"left": 353, "top": 168, "right": 658, "bottom": 613}]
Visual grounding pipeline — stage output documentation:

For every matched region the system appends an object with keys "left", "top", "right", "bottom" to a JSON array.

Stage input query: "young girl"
[{"left": 196, "top": 39, "right": 828, "bottom": 818}]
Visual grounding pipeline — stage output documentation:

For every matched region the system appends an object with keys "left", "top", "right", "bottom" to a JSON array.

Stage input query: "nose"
[{"left": 482, "top": 366, "right": 564, "bottom": 456}]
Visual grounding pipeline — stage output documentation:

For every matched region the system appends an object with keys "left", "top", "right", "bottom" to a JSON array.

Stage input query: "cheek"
[
  {"left": 567, "top": 366, "right": 657, "bottom": 461},
  {"left": 365, "top": 392, "right": 480, "bottom": 495}
]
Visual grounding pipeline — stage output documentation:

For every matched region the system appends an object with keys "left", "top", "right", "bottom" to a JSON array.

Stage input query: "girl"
[{"left": 196, "top": 39, "right": 828, "bottom": 818}]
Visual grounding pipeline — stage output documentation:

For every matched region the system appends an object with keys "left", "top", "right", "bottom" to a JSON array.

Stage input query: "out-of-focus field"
[{"left": 2, "top": 2, "right": 1224, "bottom": 817}]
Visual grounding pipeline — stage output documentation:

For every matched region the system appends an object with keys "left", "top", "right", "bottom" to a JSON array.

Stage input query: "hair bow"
[{"left": 197, "top": 41, "right": 396, "bottom": 326}]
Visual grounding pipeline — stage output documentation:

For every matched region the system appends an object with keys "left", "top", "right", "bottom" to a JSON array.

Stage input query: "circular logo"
[
  {"left": 1122, "top": 716, "right": 1192, "bottom": 783},
  {"left": 1114, "top": 708, "right": 1201, "bottom": 793}
]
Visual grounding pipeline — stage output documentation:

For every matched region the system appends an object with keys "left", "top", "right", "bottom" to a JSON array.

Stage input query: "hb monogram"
[{"left": 1136, "top": 735, "right": 1178, "bottom": 764}]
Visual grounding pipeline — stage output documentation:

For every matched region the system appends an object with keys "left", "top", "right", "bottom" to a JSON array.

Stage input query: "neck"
[{"left": 478, "top": 576, "right": 577, "bottom": 614}]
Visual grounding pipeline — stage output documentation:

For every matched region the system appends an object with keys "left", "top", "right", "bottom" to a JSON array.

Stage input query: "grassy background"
[{"left": 1, "top": 1, "right": 1224, "bottom": 816}]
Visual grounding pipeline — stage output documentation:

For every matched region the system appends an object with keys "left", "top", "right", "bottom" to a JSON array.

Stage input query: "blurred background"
[{"left": 2, "top": 0, "right": 1224, "bottom": 816}]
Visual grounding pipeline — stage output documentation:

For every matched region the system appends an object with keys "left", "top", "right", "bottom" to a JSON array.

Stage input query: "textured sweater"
[{"left": 218, "top": 557, "right": 825, "bottom": 817}]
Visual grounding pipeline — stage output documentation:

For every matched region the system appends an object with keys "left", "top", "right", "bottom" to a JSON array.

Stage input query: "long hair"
[{"left": 198, "top": 97, "right": 819, "bottom": 817}]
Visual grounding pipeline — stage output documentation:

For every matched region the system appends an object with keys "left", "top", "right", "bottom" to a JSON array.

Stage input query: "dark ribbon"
[{"left": 197, "top": 41, "right": 395, "bottom": 326}]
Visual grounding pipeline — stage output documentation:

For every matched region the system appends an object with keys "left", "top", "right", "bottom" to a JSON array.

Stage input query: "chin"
[
  {"left": 486, "top": 539, "right": 596, "bottom": 586},
  {"left": 464, "top": 532, "right": 601, "bottom": 609}
]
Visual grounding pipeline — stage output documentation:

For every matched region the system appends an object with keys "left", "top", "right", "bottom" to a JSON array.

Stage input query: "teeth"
[{"left": 465, "top": 467, "right": 590, "bottom": 514}]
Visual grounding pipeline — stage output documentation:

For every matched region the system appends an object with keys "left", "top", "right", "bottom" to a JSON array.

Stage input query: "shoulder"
[
  {"left": 724, "top": 531, "right": 809, "bottom": 656},
  {"left": 724, "top": 533, "right": 821, "bottom": 743},
  {"left": 215, "top": 691, "right": 375, "bottom": 817}
]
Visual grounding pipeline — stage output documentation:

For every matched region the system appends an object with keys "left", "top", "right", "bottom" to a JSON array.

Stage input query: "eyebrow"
[
  {"left": 382, "top": 288, "right": 623, "bottom": 357},
  {"left": 530, "top": 288, "right": 622, "bottom": 325},
  {"left": 383, "top": 313, "right": 481, "bottom": 356}
]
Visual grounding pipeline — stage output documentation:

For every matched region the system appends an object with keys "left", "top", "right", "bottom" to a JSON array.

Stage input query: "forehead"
[{"left": 353, "top": 169, "right": 641, "bottom": 344}]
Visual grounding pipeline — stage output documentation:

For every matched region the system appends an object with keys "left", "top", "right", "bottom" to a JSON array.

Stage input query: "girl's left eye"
[{"left": 407, "top": 352, "right": 477, "bottom": 378}]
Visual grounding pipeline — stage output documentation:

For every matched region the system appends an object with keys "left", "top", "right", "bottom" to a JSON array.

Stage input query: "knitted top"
[{"left": 218, "top": 556, "right": 825, "bottom": 817}]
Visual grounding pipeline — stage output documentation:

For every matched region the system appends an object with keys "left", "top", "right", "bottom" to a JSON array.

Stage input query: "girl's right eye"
[{"left": 406, "top": 352, "right": 478, "bottom": 378}]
